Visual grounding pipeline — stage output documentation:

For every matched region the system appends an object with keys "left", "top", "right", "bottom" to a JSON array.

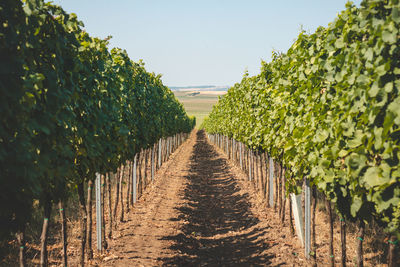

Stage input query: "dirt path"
[{"left": 99, "top": 130, "right": 304, "bottom": 266}]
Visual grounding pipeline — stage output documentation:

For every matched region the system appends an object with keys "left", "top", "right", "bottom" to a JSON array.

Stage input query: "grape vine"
[
  {"left": 203, "top": 0, "right": 400, "bottom": 238},
  {"left": 0, "top": 0, "right": 194, "bottom": 247}
]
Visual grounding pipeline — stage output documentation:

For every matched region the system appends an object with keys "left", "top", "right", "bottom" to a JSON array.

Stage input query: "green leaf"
[
  {"left": 362, "top": 166, "right": 390, "bottom": 188},
  {"left": 392, "top": 7, "right": 400, "bottom": 23},
  {"left": 347, "top": 153, "right": 366, "bottom": 170},
  {"left": 388, "top": 96, "right": 400, "bottom": 125},
  {"left": 375, "top": 64, "right": 387, "bottom": 76},
  {"left": 314, "top": 129, "right": 329, "bottom": 143},
  {"left": 335, "top": 71, "right": 344, "bottom": 82},
  {"left": 348, "top": 138, "right": 362, "bottom": 148},
  {"left": 374, "top": 127, "right": 383, "bottom": 150},
  {"left": 351, "top": 196, "right": 363, "bottom": 217},
  {"left": 368, "top": 81, "right": 380, "bottom": 97},
  {"left": 382, "top": 30, "right": 397, "bottom": 44},
  {"left": 356, "top": 74, "right": 369, "bottom": 84},
  {"left": 384, "top": 82, "right": 393, "bottom": 93},
  {"left": 338, "top": 149, "right": 349, "bottom": 157},
  {"left": 335, "top": 38, "right": 345, "bottom": 48},
  {"left": 365, "top": 48, "right": 373, "bottom": 61},
  {"left": 376, "top": 194, "right": 400, "bottom": 213}
]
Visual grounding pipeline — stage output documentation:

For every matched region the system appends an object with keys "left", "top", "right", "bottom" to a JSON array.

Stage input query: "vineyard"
[
  {"left": 203, "top": 0, "right": 400, "bottom": 266},
  {"left": 1, "top": 0, "right": 194, "bottom": 266},
  {"left": 1, "top": 0, "right": 399, "bottom": 266}
]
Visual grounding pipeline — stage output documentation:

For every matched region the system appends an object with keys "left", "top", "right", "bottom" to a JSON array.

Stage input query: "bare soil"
[
  {"left": 11, "top": 129, "right": 388, "bottom": 266},
  {"left": 93, "top": 130, "right": 306, "bottom": 266}
]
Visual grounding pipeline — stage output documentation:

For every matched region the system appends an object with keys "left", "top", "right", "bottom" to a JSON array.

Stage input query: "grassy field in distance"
[{"left": 173, "top": 91, "right": 226, "bottom": 128}]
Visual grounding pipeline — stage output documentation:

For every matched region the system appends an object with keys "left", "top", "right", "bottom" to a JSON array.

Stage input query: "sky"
[{"left": 51, "top": 0, "right": 362, "bottom": 87}]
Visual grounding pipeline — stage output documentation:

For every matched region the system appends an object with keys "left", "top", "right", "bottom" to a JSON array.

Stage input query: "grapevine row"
[
  {"left": 203, "top": 0, "right": 399, "bottom": 265},
  {"left": 0, "top": 0, "right": 194, "bottom": 265}
]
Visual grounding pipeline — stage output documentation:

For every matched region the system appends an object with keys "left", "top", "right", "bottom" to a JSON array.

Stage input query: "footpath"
[{"left": 99, "top": 130, "right": 304, "bottom": 266}]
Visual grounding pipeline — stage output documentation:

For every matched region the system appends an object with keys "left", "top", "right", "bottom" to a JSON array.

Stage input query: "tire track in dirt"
[{"left": 99, "top": 130, "right": 304, "bottom": 266}]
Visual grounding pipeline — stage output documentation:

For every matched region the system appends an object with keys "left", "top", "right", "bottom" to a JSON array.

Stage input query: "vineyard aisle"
[{"left": 100, "top": 130, "right": 304, "bottom": 266}]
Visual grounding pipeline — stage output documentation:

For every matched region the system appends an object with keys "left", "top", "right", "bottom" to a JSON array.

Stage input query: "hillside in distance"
[
  {"left": 172, "top": 86, "right": 227, "bottom": 127},
  {"left": 170, "top": 85, "right": 229, "bottom": 92}
]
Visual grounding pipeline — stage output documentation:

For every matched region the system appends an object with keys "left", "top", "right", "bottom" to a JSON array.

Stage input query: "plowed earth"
[
  {"left": 0, "top": 130, "right": 388, "bottom": 266},
  {"left": 89, "top": 130, "right": 384, "bottom": 267},
  {"left": 94, "top": 130, "right": 304, "bottom": 266}
]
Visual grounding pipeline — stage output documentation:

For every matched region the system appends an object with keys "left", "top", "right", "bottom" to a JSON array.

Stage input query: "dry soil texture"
[{"left": 97, "top": 130, "right": 304, "bottom": 266}]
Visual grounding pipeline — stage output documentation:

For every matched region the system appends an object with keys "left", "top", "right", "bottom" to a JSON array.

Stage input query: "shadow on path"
[{"left": 159, "top": 130, "right": 277, "bottom": 266}]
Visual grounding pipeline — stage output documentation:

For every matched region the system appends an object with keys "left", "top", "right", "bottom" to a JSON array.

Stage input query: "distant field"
[{"left": 174, "top": 91, "right": 226, "bottom": 127}]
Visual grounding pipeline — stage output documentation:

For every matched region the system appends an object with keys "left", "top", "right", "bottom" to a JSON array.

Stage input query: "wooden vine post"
[
  {"left": 281, "top": 169, "right": 287, "bottom": 224},
  {"left": 269, "top": 158, "right": 274, "bottom": 207},
  {"left": 16, "top": 229, "right": 26, "bottom": 267},
  {"left": 87, "top": 179, "right": 94, "bottom": 260},
  {"left": 325, "top": 198, "right": 334, "bottom": 267},
  {"left": 119, "top": 164, "right": 125, "bottom": 223},
  {"left": 126, "top": 163, "right": 131, "bottom": 212},
  {"left": 113, "top": 167, "right": 121, "bottom": 223},
  {"left": 95, "top": 173, "right": 102, "bottom": 253},
  {"left": 387, "top": 235, "right": 398, "bottom": 267},
  {"left": 77, "top": 182, "right": 87, "bottom": 267},
  {"left": 133, "top": 154, "right": 137, "bottom": 204},
  {"left": 59, "top": 201, "right": 68, "bottom": 267},
  {"left": 356, "top": 221, "right": 365, "bottom": 267},
  {"left": 304, "top": 179, "right": 311, "bottom": 260},
  {"left": 107, "top": 173, "right": 113, "bottom": 239},
  {"left": 311, "top": 186, "right": 317, "bottom": 267},
  {"left": 101, "top": 174, "right": 107, "bottom": 250},
  {"left": 40, "top": 198, "right": 51, "bottom": 267}
]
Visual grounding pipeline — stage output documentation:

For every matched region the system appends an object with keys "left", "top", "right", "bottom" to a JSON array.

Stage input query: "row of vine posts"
[
  {"left": 207, "top": 133, "right": 397, "bottom": 267},
  {"left": 93, "top": 132, "right": 189, "bottom": 262},
  {"left": 36, "top": 132, "right": 189, "bottom": 267},
  {"left": 201, "top": 3, "right": 400, "bottom": 267}
]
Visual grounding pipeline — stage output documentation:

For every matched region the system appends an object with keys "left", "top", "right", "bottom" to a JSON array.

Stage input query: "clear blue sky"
[{"left": 51, "top": 0, "right": 362, "bottom": 87}]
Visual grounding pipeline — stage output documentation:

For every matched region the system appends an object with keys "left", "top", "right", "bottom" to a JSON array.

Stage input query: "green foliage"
[
  {"left": 0, "top": 0, "right": 194, "bottom": 242},
  {"left": 203, "top": 0, "right": 400, "bottom": 238},
  {"left": 0, "top": 0, "right": 35, "bottom": 241}
]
